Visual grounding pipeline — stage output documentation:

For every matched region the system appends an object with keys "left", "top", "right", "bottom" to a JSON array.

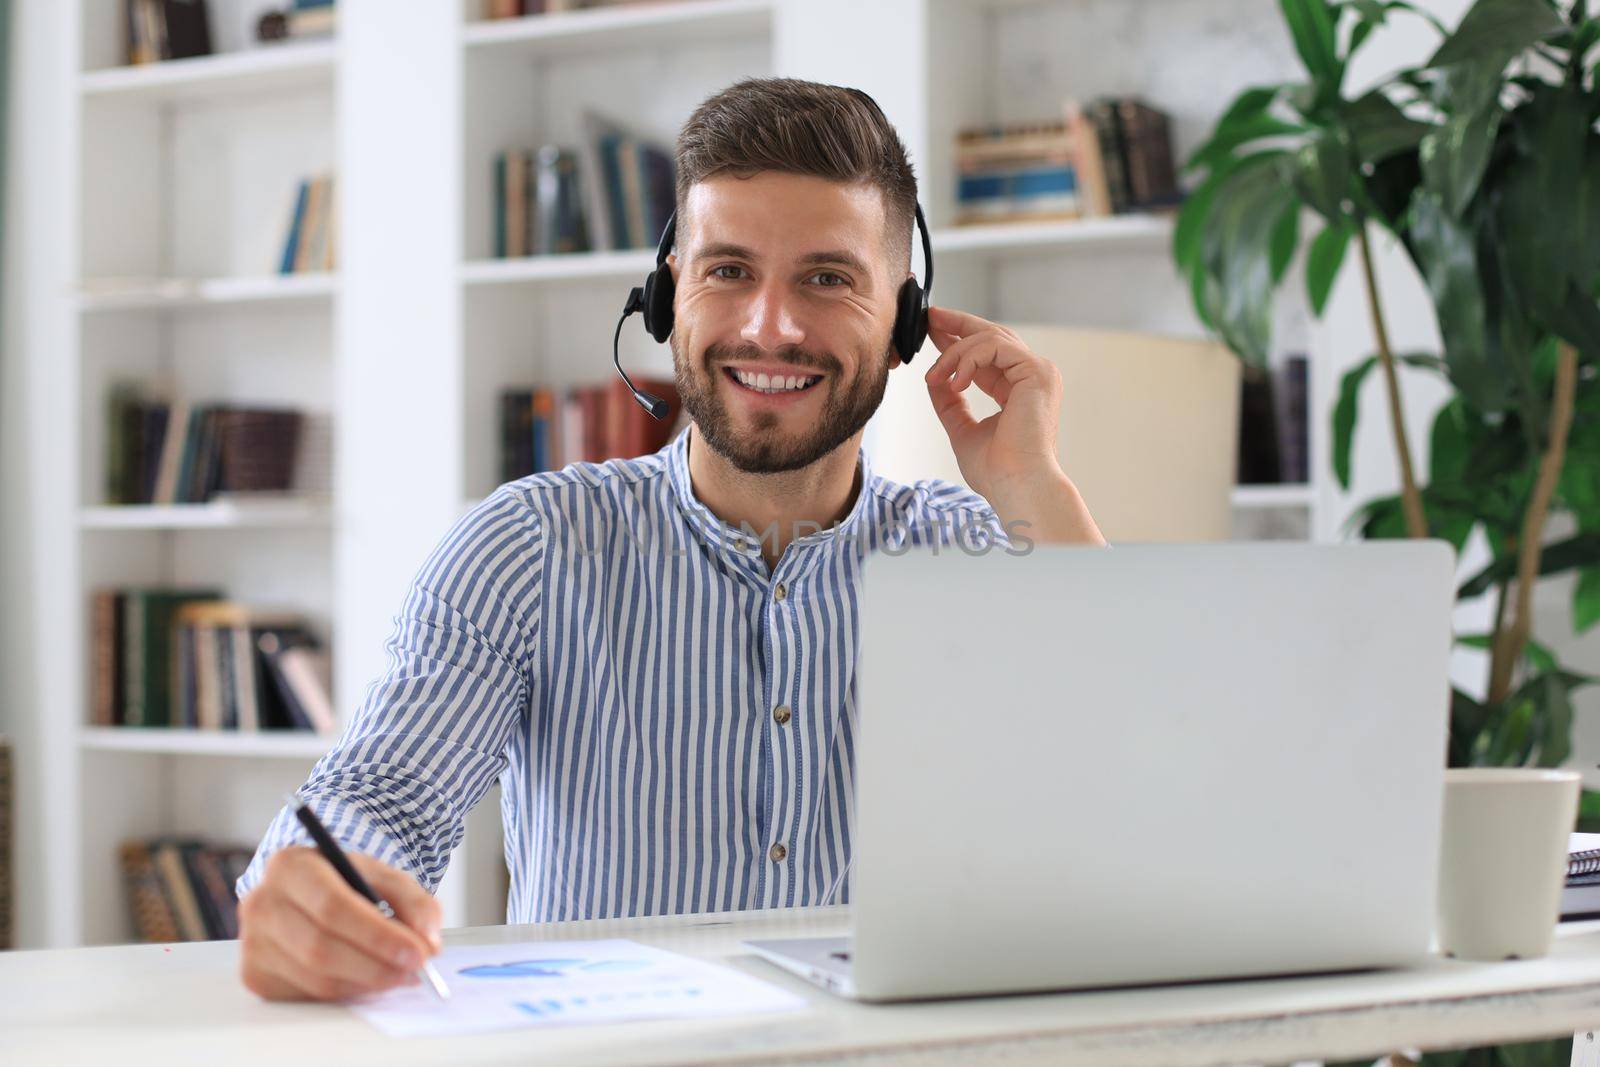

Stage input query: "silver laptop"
[{"left": 747, "top": 541, "right": 1457, "bottom": 1001}]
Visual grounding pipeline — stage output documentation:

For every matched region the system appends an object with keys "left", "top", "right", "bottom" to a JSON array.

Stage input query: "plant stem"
[
  {"left": 1356, "top": 224, "right": 1428, "bottom": 539},
  {"left": 1487, "top": 341, "right": 1580, "bottom": 704}
]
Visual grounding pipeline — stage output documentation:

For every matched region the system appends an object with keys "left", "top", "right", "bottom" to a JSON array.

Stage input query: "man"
[{"left": 236, "top": 78, "right": 1105, "bottom": 1002}]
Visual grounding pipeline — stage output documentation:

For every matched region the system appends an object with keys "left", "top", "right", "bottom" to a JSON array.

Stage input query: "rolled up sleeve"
[{"left": 236, "top": 490, "right": 543, "bottom": 899}]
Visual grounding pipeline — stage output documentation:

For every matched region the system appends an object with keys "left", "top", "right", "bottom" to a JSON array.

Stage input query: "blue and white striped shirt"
[{"left": 237, "top": 425, "right": 1010, "bottom": 923}]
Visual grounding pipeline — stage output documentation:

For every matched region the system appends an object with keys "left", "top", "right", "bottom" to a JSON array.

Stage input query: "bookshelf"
[{"left": 30, "top": 0, "right": 1392, "bottom": 949}]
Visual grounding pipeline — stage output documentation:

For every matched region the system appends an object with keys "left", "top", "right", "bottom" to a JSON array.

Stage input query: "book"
[
  {"left": 498, "top": 378, "right": 681, "bottom": 480},
  {"left": 171, "top": 602, "right": 330, "bottom": 734},
  {"left": 102, "top": 388, "right": 308, "bottom": 505},
  {"left": 954, "top": 119, "right": 1079, "bottom": 225},
  {"left": 577, "top": 110, "right": 675, "bottom": 252},
  {"left": 121, "top": 838, "right": 255, "bottom": 942},
  {"left": 119, "top": 841, "right": 180, "bottom": 943},
  {"left": 1276, "top": 355, "right": 1310, "bottom": 486},
  {"left": 1237, "top": 364, "right": 1282, "bottom": 486},
  {"left": 118, "top": 588, "right": 223, "bottom": 727},
  {"left": 125, "top": 0, "right": 213, "bottom": 66},
  {"left": 533, "top": 145, "right": 589, "bottom": 255},
  {"left": 152, "top": 840, "right": 210, "bottom": 941},
  {"left": 280, "top": 179, "right": 310, "bottom": 274}
]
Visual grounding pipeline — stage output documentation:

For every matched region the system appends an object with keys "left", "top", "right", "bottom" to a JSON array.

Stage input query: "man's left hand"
[{"left": 922, "top": 305, "right": 1065, "bottom": 500}]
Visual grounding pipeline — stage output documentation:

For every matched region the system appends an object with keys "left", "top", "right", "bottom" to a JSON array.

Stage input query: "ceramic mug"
[{"left": 1436, "top": 767, "right": 1581, "bottom": 961}]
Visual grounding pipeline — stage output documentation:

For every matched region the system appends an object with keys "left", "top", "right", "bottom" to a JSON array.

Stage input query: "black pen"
[{"left": 287, "top": 794, "right": 452, "bottom": 1001}]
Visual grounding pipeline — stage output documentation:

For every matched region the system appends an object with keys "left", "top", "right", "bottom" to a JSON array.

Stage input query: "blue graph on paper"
[
  {"left": 515, "top": 986, "right": 705, "bottom": 1018},
  {"left": 459, "top": 957, "right": 655, "bottom": 979}
]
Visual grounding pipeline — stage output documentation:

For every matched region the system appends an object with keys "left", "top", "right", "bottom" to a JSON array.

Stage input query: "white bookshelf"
[
  {"left": 79, "top": 38, "right": 336, "bottom": 102},
  {"left": 79, "top": 500, "right": 333, "bottom": 531},
  {"left": 33, "top": 0, "right": 1366, "bottom": 949},
  {"left": 75, "top": 273, "right": 337, "bottom": 312},
  {"left": 79, "top": 726, "right": 335, "bottom": 759}
]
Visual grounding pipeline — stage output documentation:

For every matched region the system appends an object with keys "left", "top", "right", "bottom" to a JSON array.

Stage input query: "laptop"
[{"left": 747, "top": 541, "right": 1457, "bottom": 1001}]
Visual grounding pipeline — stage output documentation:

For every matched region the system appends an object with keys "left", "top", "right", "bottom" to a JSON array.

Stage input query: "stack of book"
[
  {"left": 954, "top": 97, "right": 1179, "bottom": 225},
  {"left": 90, "top": 590, "right": 334, "bottom": 734},
  {"left": 494, "top": 147, "right": 590, "bottom": 257},
  {"left": 1237, "top": 355, "right": 1310, "bottom": 487},
  {"left": 104, "top": 386, "right": 305, "bottom": 506},
  {"left": 500, "top": 377, "right": 682, "bottom": 481},
  {"left": 284, "top": 0, "right": 335, "bottom": 39},
  {"left": 124, "top": 0, "right": 213, "bottom": 66},
  {"left": 280, "top": 173, "right": 337, "bottom": 274},
  {"left": 120, "top": 838, "right": 256, "bottom": 942},
  {"left": 492, "top": 111, "right": 674, "bottom": 258}
]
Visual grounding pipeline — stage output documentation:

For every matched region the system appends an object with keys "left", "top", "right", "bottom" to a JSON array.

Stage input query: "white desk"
[{"left": 5, "top": 907, "right": 1600, "bottom": 1066}]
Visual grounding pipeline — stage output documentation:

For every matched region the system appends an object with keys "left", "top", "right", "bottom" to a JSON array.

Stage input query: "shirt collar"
[{"left": 663, "top": 424, "right": 877, "bottom": 561}]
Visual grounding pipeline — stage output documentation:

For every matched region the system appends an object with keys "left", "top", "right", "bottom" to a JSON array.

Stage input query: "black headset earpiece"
[{"left": 892, "top": 202, "right": 934, "bottom": 365}]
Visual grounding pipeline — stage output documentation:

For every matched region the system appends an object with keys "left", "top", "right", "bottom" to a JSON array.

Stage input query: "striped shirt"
[{"left": 237, "top": 425, "right": 1013, "bottom": 923}]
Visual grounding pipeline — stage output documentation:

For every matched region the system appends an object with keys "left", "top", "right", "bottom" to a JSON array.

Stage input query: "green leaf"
[
  {"left": 1199, "top": 160, "right": 1299, "bottom": 366},
  {"left": 1419, "top": 102, "right": 1502, "bottom": 216},
  {"left": 1427, "top": 0, "right": 1568, "bottom": 68},
  {"left": 1343, "top": 89, "right": 1432, "bottom": 163},
  {"left": 1190, "top": 85, "right": 1299, "bottom": 175},
  {"left": 1429, "top": 397, "right": 1470, "bottom": 488},
  {"left": 1269, "top": 203, "right": 1301, "bottom": 284},
  {"left": 1495, "top": 1035, "right": 1574, "bottom": 1067},
  {"left": 1455, "top": 632, "right": 1557, "bottom": 675},
  {"left": 1173, "top": 151, "right": 1282, "bottom": 273},
  {"left": 1576, "top": 566, "right": 1600, "bottom": 635},
  {"left": 1410, "top": 191, "right": 1500, "bottom": 411},
  {"left": 1536, "top": 671, "right": 1575, "bottom": 767},
  {"left": 1305, "top": 223, "right": 1352, "bottom": 315},
  {"left": 1184, "top": 113, "right": 1310, "bottom": 176},
  {"left": 1457, "top": 531, "right": 1600, "bottom": 598},
  {"left": 1289, "top": 129, "right": 1354, "bottom": 222},
  {"left": 1332, "top": 355, "right": 1378, "bottom": 489},
  {"left": 1449, "top": 687, "right": 1489, "bottom": 767},
  {"left": 1330, "top": 351, "right": 1453, "bottom": 491},
  {"left": 1579, "top": 788, "right": 1600, "bottom": 832},
  {"left": 1280, "top": 0, "right": 1342, "bottom": 96}
]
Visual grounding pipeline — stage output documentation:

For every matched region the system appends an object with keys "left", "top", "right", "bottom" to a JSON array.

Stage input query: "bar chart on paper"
[{"left": 350, "top": 939, "right": 806, "bottom": 1037}]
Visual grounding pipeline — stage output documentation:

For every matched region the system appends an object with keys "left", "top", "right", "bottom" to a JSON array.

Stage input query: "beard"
[{"left": 671, "top": 334, "right": 891, "bottom": 474}]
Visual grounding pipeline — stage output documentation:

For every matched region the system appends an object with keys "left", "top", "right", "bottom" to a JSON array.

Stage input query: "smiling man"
[{"left": 234, "top": 78, "right": 1105, "bottom": 1002}]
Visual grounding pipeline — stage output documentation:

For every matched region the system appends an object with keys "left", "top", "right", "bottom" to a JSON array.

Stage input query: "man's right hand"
[{"left": 238, "top": 846, "right": 443, "bottom": 1002}]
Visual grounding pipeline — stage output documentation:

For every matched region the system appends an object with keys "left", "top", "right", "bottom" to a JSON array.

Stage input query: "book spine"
[
  {"left": 119, "top": 841, "right": 179, "bottom": 943},
  {"left": 281, "top": 179, "right": 310, "bottom": 275},
  {"left": 493, "top": 151, "right": 506, "bottom": 259},
  {"left": 1276, "top": 355, "right": 1310, "bottom": 485},
  {"left": 123, "top": 592, "right": 146, "bottom": 727},
  {"left": 91, "top": 591, "right": 117, "bottom": 728}
]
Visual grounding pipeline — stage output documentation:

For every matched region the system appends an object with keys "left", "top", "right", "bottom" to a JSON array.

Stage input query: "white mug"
[{"left": 1436, "top": 768, "right": 1581, "bottom": 961}]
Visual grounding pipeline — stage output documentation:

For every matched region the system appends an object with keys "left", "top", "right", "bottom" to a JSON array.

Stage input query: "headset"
[{"left": 612, "top": 92, "right": 935, "bottom": 421}]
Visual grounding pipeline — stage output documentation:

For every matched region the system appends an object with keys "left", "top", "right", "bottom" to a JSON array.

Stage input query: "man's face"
[{"left": 667, "top": 171, "right": 902, "bottom": 474}]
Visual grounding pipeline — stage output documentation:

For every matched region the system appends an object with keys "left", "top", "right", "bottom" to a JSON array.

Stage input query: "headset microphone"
[{"left": 613, "top": 285, "right": 670, "bottom": 421}]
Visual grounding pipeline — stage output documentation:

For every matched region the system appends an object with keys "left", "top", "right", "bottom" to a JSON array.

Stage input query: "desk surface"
[{"left": 6, "top": 907, "right": 1600, "bottom": 1067}]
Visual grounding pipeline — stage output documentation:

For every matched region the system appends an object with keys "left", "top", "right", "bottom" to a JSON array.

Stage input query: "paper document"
[{"left": 350, "top": 938, "right": 807, "bottom": 1037}]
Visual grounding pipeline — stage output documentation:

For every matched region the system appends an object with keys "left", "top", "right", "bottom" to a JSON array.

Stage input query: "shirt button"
[
  {"left": 769, "top": 843, "right": 788, "bottom": 863},
  {"left": 774, "top": 582, "right": 787, "bottom": 602},
  {"left": 773, "top": 704, "right": 792, "bottom": 725},
  {"left": 733, "top": 536, "right": 747, "bottom": 552}
]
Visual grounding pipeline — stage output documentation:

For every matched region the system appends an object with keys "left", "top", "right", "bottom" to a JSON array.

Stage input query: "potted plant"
[{"left": 1176, "top": 0, "right": 1598, "bottom": 796}]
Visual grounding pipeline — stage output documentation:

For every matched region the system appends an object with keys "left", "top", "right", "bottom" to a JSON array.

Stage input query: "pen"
[{"left": 287, "top": 794, "right": 452, "bottom": 1001}]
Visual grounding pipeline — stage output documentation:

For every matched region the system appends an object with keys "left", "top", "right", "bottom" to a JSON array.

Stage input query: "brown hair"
[{"left": 674, "top": 77, "right": 918, "bottom": 272}]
